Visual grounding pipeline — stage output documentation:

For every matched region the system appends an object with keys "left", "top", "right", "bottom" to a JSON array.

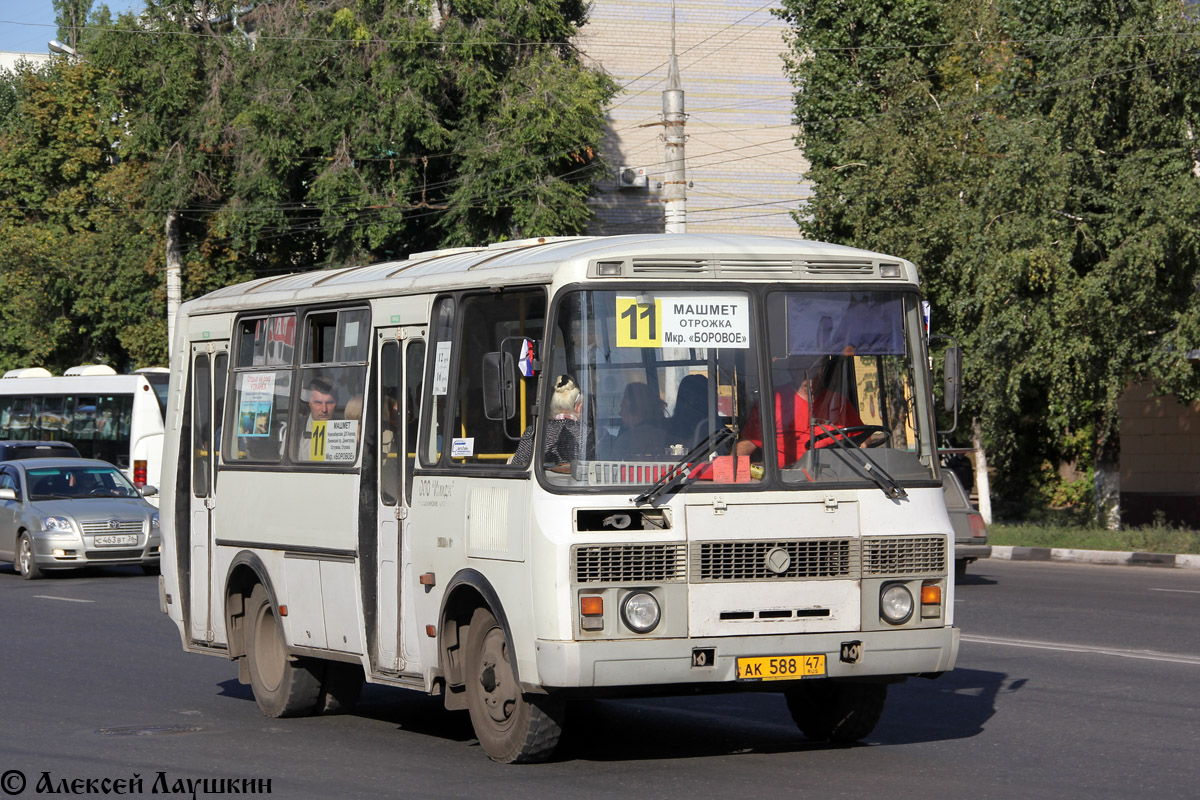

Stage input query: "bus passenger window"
[
  {"left": 226, "top": 312, "right": 297, "bottom": 464},
  {"left": 290, "top": 307, "right": 369, "bottom": 464}
]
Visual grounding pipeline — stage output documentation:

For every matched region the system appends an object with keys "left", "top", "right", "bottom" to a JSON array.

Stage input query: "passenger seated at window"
[
  {"left": 667, "top": 374, "right": 709, "bottom": 446},
  {"left": 542, "top": 375, "right": 590, "bottom": 468},
  {"left": 298, "top": 375, "right": 339, "bottom": 460},
  {"left": 610, "top": 382, "right": 669, "bottom": 460}
]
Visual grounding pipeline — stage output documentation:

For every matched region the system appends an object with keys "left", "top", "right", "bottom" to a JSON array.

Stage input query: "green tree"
[
  {"left": 85, "top": 0, "right": 616, "bottom": 279},
  {"left": 778, "top": 0, "right": 1200, "bottom": 518},
  {"left": 53, "top": 0, "right": 94, "bottom": 50},
  {"left": 0, "top": 57, "right": 163, "bottom": 371}
]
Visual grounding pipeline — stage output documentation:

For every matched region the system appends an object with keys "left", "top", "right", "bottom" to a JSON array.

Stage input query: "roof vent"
[
  {"left": 64, "top": 365, "right": 118, "bottom": 377},
  {"left": 2, "top": 367, "right": 53, "bottom": 379}
]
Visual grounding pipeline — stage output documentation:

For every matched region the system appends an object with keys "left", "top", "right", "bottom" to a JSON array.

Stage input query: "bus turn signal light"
[
  {"left": 580, "top": 596, "right": 604, "bottom": 616},
  {"left": 921, "top": 585, "right": 941, "bottom": 605}
]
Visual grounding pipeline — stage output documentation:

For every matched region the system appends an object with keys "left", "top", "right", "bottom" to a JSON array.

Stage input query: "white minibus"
[{"left": 159, "top": 234, "right": 960, "bottom": 762}]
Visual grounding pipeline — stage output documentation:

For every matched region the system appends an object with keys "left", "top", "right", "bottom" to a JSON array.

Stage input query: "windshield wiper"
[
  {"left": 634, "top": 427, "right": 735, "bottom": 507},
  {"left": 811, "top": 421, "right": 908, "bottom": 500}
]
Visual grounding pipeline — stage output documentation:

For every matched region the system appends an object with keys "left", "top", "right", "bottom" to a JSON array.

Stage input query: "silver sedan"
[{"left": 0, "top": 458, "right": 160, "bottom": 579}]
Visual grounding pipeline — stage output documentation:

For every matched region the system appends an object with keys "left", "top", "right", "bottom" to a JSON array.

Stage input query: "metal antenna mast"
[{"left": 662, "top": 0, "right": 687, "bottom": 233}]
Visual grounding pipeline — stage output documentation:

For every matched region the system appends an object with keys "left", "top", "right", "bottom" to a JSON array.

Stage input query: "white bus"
[
  {"left": 0, "top": 366, "right": 169, "bottom": 500},
  {"left": 159, "top": 234, "right": 960, "bottom": 762}
]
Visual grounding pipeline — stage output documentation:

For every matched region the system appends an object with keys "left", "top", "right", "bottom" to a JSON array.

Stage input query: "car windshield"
[
  {"left": 27, "top": 466, "right": 140, "bottom": 500},
  {"left": 540, "top": 287, "right": 937, "bottom": 492}
]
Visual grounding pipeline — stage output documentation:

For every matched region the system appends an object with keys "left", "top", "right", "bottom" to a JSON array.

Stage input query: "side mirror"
[
  {"left": 943, "top": 346, "right": 962, "bottom": 414},
  {"left": 0, "top": 487, "right": 16, "bottom": 501},
  {"left": 140, "top": 485, "right": 159, "bottom": 497},
  {"left": 481, "top": 351, "right": 517, "bottom": 421},
  {"left": 929, "top": 335, "right": 962, "bottom": 435}
]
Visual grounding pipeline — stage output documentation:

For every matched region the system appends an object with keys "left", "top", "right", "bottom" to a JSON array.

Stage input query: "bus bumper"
[{"left": 533, "top": 626, "right": 959, "bottom": 689}]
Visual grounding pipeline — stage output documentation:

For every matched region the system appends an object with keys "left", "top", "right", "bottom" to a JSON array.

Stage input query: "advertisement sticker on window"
[{"left": 237, "top": 373, "right": 276, "bottom": 437}]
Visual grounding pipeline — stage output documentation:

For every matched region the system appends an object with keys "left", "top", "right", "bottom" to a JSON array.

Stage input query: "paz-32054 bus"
[{"left": 159, "top": 234, "right": 960, "bottom": 762}]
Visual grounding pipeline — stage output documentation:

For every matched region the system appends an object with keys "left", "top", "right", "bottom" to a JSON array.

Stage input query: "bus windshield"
[{"left": 542, "top": 287, "right": 936, "bottom": 490}]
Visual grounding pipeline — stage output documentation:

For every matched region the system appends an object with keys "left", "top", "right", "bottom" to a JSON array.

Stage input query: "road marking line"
[
  {"left": 961, "top": 634, "right": 1200, "bottom": 665},
  {"left": 33, "top": 595, "right": 94, "bottom": 604},
  {"left": 1148, "top": 588, "right": 1200, "bottom": 595}
]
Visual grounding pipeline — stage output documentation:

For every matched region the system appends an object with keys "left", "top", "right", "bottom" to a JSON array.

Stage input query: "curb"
[{"left": 989, "top": 545, "right": 1200, "bottom": 570}]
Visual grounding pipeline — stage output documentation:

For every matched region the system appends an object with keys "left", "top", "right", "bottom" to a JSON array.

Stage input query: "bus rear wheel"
[
  {"left": 784, "top": 680, "right": 888, "bottom": 743},
  {"left": 463, "top": 606, "right": 564, "bottom": 763},
  {"left": 245, "top": 584, "right": 322, "bottom": 718}
]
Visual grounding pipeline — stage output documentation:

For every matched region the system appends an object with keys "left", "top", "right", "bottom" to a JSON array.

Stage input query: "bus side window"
[
  {"left": 447, "top": 290, "right": 545, "bottom": 466},
  {"left": 404, "top": 340, "right": 425, "bottom": 499},
  {"left": 422, "top": 297, "right": 455, "bottom": 466},
  {"left": 73, "top": 397, "right": 98, "bottom": 458},
  {"left": 380, "top": 341, "right": 400, "bottom": 506},
  {"left": 228, "top": 313, "right": 297, "bottom": 464}
]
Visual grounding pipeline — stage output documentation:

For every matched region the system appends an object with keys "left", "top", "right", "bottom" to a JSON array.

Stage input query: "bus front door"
[
  {"left": 188, "top": 342, "right": 228, "bottom": 644},
  {"left": 376, "top": 329, "right": 425, "bottom": 673}
]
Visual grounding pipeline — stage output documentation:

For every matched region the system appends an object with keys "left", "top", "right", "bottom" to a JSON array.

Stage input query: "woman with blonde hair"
[{"left": 543, "top": 375, "right": 585, "bottom": 466}]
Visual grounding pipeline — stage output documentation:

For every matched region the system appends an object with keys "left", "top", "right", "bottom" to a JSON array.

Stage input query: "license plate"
[
  {"left": 94, "top": 534, "right": 138, "bottom": 547},
  {"left": 736, "top": 654, "right": 826, "bottom": 681}
]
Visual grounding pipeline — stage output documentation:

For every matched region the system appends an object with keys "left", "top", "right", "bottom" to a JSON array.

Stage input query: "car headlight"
[
  {"left": 880, "top": 583, "right": 914, "bottom": 625},
  {"left": 42, "top": 516, "right": 75, "bottom": 535},
  {"left": 150, "top": 512, "right": 160, "bottom": 530},
  {"left": 620, "top": 591, "right": 661, "bottom": 633}
]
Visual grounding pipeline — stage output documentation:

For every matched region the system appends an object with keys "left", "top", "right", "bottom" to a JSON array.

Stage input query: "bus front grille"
[
  {"left": 572, "top": 543, "right": 686, "bottom": 584},
  {"left": 691, "top": 539, "right": 857, "bottom": 582},
  {"left": 862, "top": 536, "right": 947, "bottom": 575}
]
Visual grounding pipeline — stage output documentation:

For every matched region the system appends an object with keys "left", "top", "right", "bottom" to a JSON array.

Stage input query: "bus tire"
[
  {"left": 245, "top": 584, "right": 322, "bottom": 718},
  {"left": 463, "top": 606, "right": 564, "bottom": 763},
  {"left": 18, "top": 533, "right": 42, "bottom": 580},
  {"left": 784, "top": 680, "right": 888, "bottom": 743},
  {"left": 318, "top": 661, "right": 364, "bottom": 715}
]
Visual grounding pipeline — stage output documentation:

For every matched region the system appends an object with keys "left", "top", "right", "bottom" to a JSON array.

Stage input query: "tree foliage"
[
  {"left": 0, "top": 0, "right": 616, "bottom": 372},
  {"left": 779, "top": 0, "right": 1200, "bottom": 507}
]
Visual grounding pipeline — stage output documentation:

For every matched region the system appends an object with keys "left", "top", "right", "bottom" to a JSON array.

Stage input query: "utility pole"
[
  {"left": 662, "top": 1, "right": 687, "bottom": 233},
  {"left": 166, "top": 211, "right": 182, "bottom": 349}
]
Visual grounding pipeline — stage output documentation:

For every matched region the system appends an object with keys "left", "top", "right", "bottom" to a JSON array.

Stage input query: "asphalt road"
[{"left": 1, "top": 559, "right": 1197, "bottom": 799}]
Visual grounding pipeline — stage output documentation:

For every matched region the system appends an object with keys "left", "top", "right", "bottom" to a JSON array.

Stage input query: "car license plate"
[
  {"left": 94, "top": 534, "right": 138, "bottom": 547},
  {"left": 735, "top": 654, "right": 826, "bottom": 681}
]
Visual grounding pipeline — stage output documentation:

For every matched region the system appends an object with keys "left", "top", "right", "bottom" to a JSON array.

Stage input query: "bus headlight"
[
  {"left": 621, "top": 591, "right": 661, "bottom": 633},
  {"left": 880, "top": 583, "right": 914, "bottom": 625}
]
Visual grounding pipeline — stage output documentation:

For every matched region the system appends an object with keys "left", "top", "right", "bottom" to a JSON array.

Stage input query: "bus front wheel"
[
  {"left": 463, "top": 606, "right": 564, "bottom": 763},
  {"left": 784, "top": 680, "right": 888, "bottom": 743},
  {"left": 245, "top": 584, "right": 322, "bottom": 718}
]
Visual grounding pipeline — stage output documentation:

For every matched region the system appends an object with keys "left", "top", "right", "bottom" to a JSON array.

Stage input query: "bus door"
[
  {"left": 188, "top": 341, "right": 228, "bottom": 644},
  {"left": 376, "top": 328, "right": 426, "bottom": 672}
]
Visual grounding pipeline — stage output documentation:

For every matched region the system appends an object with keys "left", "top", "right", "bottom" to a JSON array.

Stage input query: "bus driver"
[{"left": 735, "top": 352, "right": 863, "bottom": 467}]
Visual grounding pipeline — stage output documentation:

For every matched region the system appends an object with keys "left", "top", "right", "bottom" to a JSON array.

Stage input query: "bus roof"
[{"left": 185, "top": 233, "right": 918, "bottom": 314}]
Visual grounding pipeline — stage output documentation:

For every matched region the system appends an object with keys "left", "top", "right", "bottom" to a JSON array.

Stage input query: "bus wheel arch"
[
  {"left": 437, "top": 569, "right": 510, "bottom": 711},
  {"left": 224, "top": 553, "right": 275, "bottom": 665},
  {"left": 436, "top": 570, "right": 564, "bottom": 763}
]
